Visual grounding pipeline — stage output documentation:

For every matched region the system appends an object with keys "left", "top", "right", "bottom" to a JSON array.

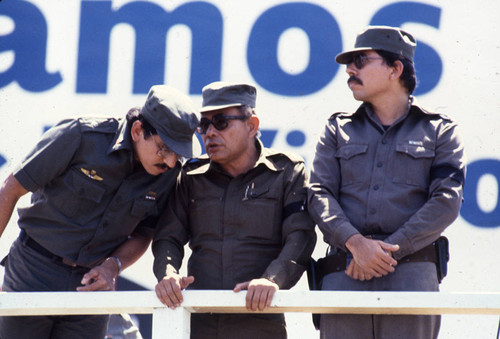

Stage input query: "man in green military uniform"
[
  {"left": 0, "top": 85, "right": 200, "bottom": 338},
  {"left": 153, "top": 81, "right": 316, "bottom": 338}
]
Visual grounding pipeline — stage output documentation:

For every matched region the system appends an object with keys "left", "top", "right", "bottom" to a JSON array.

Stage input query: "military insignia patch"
[{"left": 80, "top": 168, "right": 104, "bottom": 181}]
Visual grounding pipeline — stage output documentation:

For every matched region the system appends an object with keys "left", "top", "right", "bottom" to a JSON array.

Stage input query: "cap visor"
[
  {"left": 158, "top": 131, "right": 202, "bottom": 159},
  {"left": 200, "top": 103, "right": 243, "bottom": 113},
  {"left": 335, "top": 47, "right": 374, "bottom": 64}
]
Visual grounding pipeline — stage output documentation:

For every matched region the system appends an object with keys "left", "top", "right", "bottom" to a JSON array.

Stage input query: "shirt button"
[
  {"left": 373, "top": 185, "right": 379, "bottom": 191},
  {"left": 370, "top": 208, "right": 376, "bottom": 214},
  {"left": 377, "top": 162, "right": 383, "bottom": 168},
  {"left": 381, "top": 139, "right": 387, "bottom": 145}
]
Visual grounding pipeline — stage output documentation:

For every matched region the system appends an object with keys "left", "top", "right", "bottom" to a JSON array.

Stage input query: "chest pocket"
[
  {"left": 240, "top": 185, "right": 281, "bottom": 241},
  {"left": 51, "top": 167, "right": 106, "bottom": 225},
  {"left": 189, "top": 196, "right": 224, "bottom": 238},
  {"left": 130, "top": 199, "right": 157, "bottom": 219},
  {"left": 335, "top": 144, "right": 369, "bottom": 185},
  {"left": 392, "top": 143, "right": 435, "bottom": 187}
]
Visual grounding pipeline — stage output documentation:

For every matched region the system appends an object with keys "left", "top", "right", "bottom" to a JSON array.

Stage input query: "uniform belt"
[
  {"left": 19, "top": 230, "right": 85, "bottom": 269},
  {"left": 318, "top": 241, "right": 437, "bottom": 276}
]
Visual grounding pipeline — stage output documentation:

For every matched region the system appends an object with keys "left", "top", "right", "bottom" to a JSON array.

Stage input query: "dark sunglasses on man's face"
[
  {"left": 348, "top": 54, "right": 383, "bottom": 69},
  {"left": 197, "top": 113, "right": 248, "bottom": 134}
]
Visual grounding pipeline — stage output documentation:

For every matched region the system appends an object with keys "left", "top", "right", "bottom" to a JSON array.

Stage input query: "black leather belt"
[
  {"left": 317, "top": 241, "right": 437, "bottom": 277},
  {"left": 19, "top": 230, "right": 86, "bottom": 269}
]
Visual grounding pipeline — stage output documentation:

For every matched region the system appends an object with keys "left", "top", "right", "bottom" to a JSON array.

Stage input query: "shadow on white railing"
[{"left": 1, "top": 290, "right": 500, "bottom": 338}]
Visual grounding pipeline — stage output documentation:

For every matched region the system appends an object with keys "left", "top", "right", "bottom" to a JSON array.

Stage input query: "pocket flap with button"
[
  {"left": 131, "top": 199, "right": 157, "bottom": 218},
  {"left": 335, "top": 144, "right": 368, "bottom": 160},
  {"left": 396, "top": 143, "right": 435, "bottom": 159},
  {"left": 247, "top": 186, "right": 270, "bottom": 199},
  {"left": 66, "top": 169, "right": 106, "bottom": 203}
]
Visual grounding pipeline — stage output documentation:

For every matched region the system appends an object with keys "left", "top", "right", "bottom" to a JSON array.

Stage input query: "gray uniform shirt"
[
  {"left": 14, "top": 117, "right": 180, "bottom": 267},
  {"left": 308, "top": 100, "right": 466, "bottom": 260}
]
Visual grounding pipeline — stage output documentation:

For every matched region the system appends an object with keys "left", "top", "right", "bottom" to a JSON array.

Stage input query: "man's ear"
[
  {"left": 391, "top": 60, "right": 404, "bottom": 79},
  {"left": 130, "top": 120, "right": 143, "bottom": 142},
  {"left": 247, "top": 115, "right": 260, "bottom": 138}
]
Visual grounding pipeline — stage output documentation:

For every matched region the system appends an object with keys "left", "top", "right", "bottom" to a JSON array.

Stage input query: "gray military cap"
[
  {"left": 336, "top": 25, "right": 417, "bottom": 64},
  {"left": 200, "top": 82, "right": 257, "bottom": 112},
  {"left": 141, "top": 85, "right": 201, "bottom": 158}
]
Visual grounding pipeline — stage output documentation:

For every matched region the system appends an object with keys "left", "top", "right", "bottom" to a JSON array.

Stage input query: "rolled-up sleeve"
[{"left": 14, "top": 119, "right": 82, "bottom": 192}]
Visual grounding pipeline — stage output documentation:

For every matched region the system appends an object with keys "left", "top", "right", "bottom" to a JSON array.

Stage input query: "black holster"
[
  {"left": 306, "top": 236, "right": 450, "bottom": 330},
  {"left": 434, "top": 236, "right": 449, "bottom": 283},
  {"left": 306, "top": 258, "right": 322, "bottom": 330}
]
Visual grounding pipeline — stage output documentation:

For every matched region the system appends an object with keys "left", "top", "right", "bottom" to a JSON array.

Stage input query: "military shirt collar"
[
  {"left": 407, "top": 97, "right": 442, "bottom": 116},
  {"left": 107, "top": 118, "right": 134, "bottom": 155},
  {"left": 255, "top": 140, "right": 282, "bottom": 172},
  {"left": 357, "top": 96, "right": 440, "bottom": 127},
  {"left": 186, "top": 138, "right": 281, "bottom": 176},
  {"left": 357, "top": 96, "right": 436, "bottom": 119}
]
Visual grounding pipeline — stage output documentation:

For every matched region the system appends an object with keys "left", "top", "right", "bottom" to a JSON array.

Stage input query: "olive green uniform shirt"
[
  {"left": 14, "top": 117, "right": 180, "bottom": 267},
  {"left": 153, "top": 140, "right": 316, "bottom": 290}
]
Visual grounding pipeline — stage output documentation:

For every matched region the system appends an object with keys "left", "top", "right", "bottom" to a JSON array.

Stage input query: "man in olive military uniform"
[
  {"left": 0, "top": 85, "right": 200, "bottom": 338},
  {"left": 308, "top": 26, "right": 466, "bottom": 338},
  {"left": 153, "top": 81, "right": 316, "bottom": 338}
]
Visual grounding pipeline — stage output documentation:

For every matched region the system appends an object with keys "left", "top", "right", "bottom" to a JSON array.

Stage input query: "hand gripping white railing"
[{"left": 1, "top": 290, "right": 500, "bottom": 338}]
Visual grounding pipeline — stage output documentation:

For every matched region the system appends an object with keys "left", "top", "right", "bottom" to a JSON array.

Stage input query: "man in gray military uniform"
[
  {"left": 308, "top": 26, "right": 466, "bottom": 338},
  {"left": 0, "top": 85, "right": 200, "bottom": 338}
]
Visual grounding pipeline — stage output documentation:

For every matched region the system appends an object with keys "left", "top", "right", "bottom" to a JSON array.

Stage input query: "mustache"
[
  {"left": 155, "top": 163, "right": 169, "bottom": 170},
  {"left": 205, "top": 139, "right": 220, "bottom": 148},
  {"left": 348, "top": 76, "right": 363, "bottom": 85}
]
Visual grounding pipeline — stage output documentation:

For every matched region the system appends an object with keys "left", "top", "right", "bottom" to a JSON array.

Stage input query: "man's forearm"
[
  {"left": 0, "top": 173, "right": 28, "bottom": 237},
  {"left": 262, "top": 229, "right": 316, "bottom": 289},
  {"left": 152, "top": 239, "right": 184, "bottom": 282},
  {"left": 110, "top": 233, "right": 151, "bottom": 272}
]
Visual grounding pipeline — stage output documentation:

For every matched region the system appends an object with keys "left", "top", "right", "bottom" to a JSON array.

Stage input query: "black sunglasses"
[
  {"left": 349, "top": 54, "right": 383, "bottom": 69},
  {"left": 197, "top": 113, "right": 248, "bottom": 134}
]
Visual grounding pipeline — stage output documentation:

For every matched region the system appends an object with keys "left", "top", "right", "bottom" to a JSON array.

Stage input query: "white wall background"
[{"left": 1, "top": 0, "right": 499, "bottom": 338}]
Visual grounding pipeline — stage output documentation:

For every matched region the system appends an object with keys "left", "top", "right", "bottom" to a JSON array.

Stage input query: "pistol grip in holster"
[{"left": 434, "top": 236, "right": 449, "bottom": 283}]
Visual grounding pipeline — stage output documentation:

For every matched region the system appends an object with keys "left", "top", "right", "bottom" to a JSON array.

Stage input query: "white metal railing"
[{"left": 1, "top": 290, "right": 500, "bottom": 338}]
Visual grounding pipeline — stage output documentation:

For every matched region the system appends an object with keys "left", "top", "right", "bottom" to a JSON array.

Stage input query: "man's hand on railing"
[
  {"left": 76, "top": 259, "right": 118, "bottom": 291},
  {"left": 233, "top": 278, "right": 279, "bottom": 312},
  {"left": 155, "top": 273, "right": 195, "bottom": 309}
]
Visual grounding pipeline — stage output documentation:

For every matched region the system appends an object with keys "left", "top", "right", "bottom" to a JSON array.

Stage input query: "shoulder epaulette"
[
  {"left": 266, "top": 149, "right": 304, "bottom": 165},
  {"left": 183, "top": 155, "right": 210, "bottom": 170},
  {"left": 411, "top": 105, "right": 455, "bottom": 123},
  {"left": 328, "top": 111, "right": 354, "bottom": 121},
  {"left": 78, "top": 117, "right": 119, "bottom": 133}
]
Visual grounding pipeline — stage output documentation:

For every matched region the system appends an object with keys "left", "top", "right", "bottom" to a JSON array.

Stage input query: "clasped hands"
[{"left": 345, "top": 234, "right": 399, "bottom": 281}]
